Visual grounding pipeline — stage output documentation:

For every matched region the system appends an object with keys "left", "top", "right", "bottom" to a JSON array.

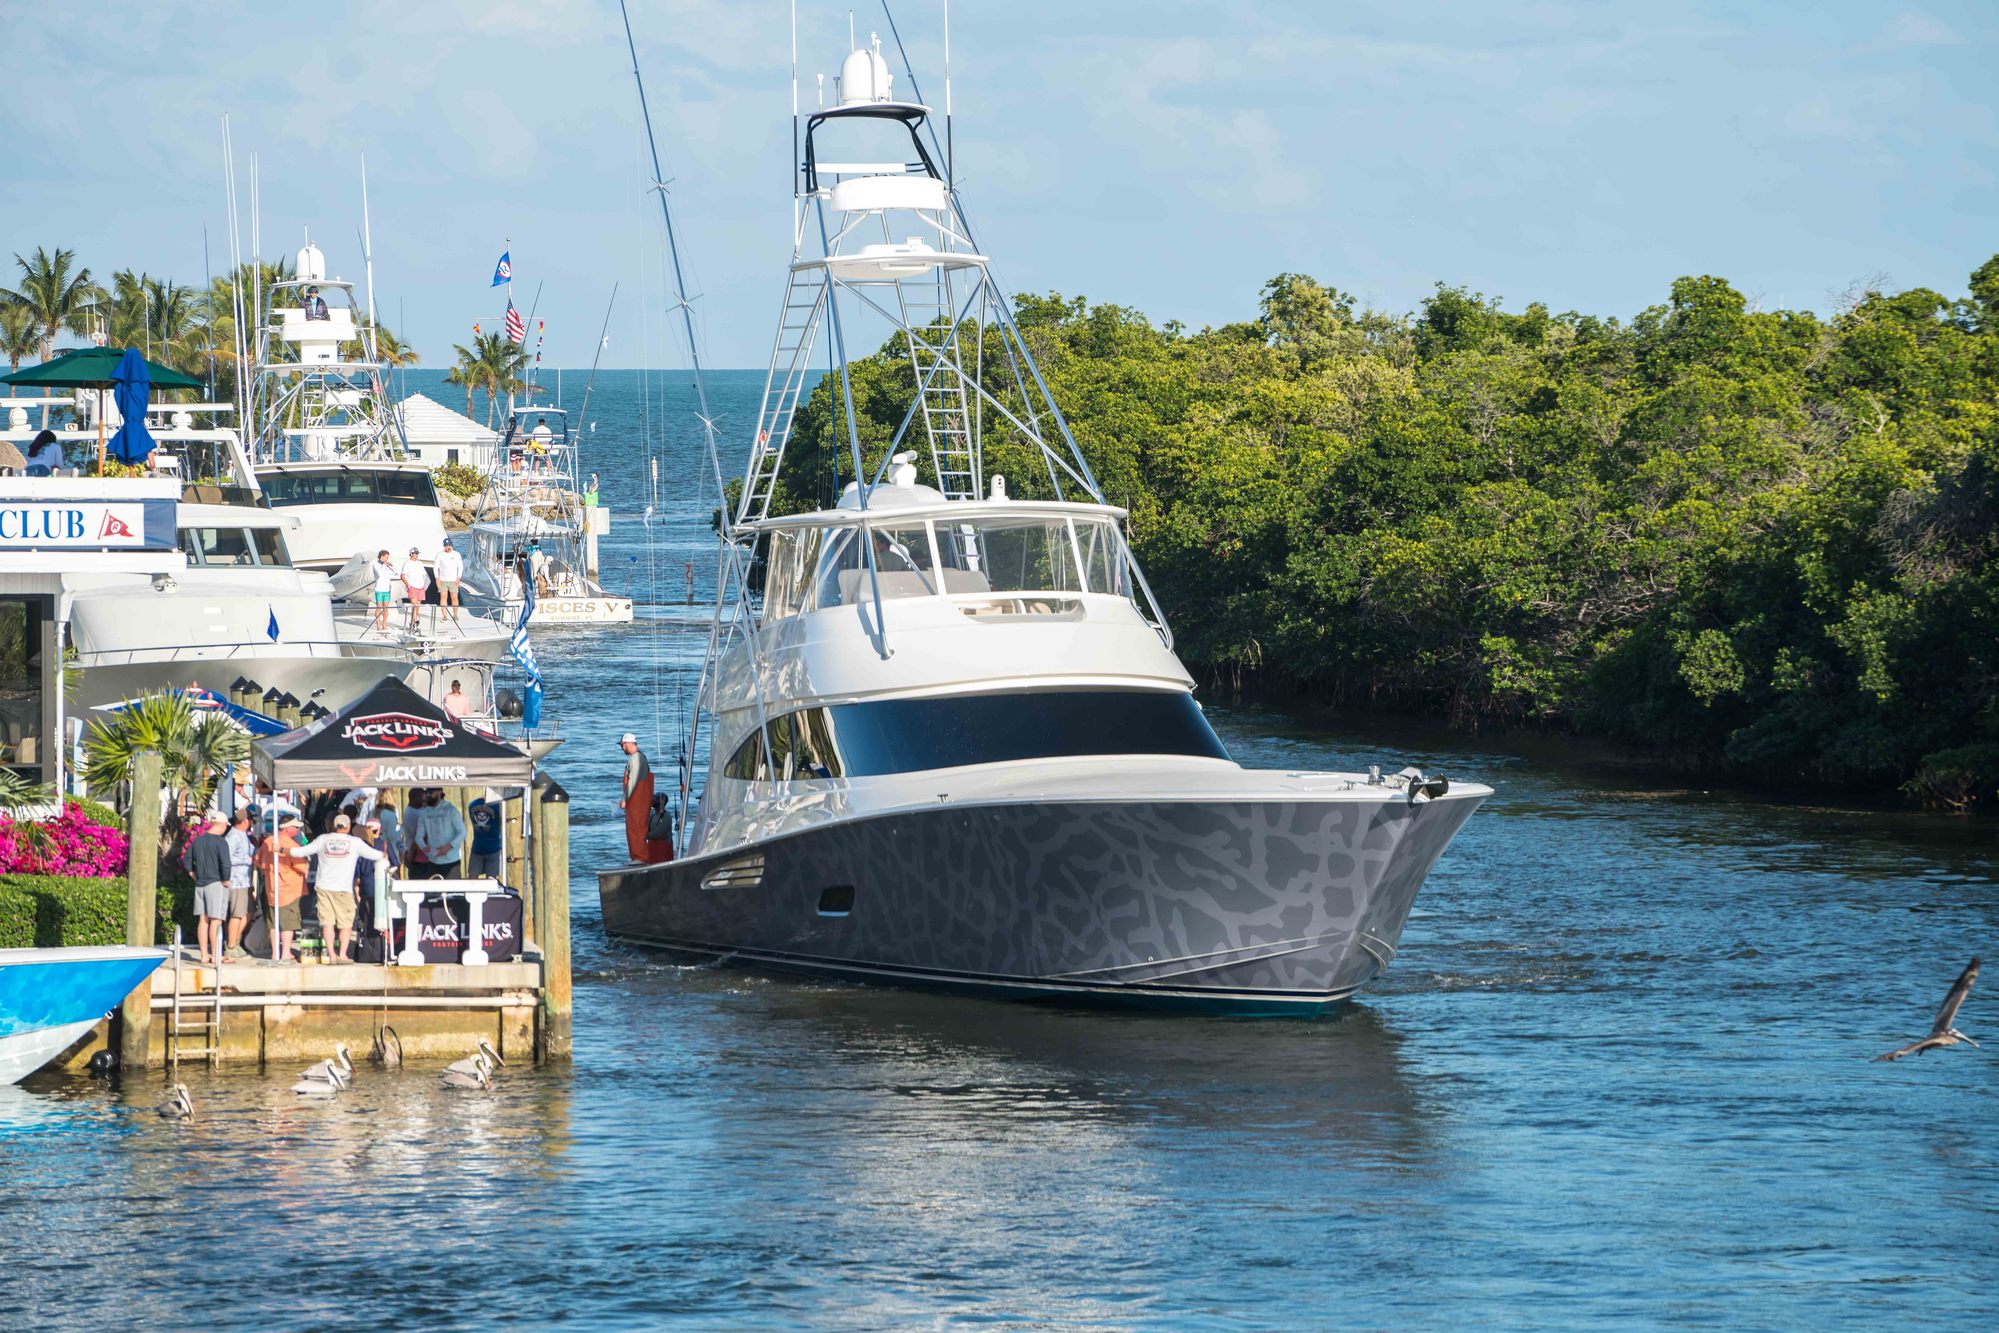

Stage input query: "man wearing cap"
[
  {"left": 187, "top": 814, "right": 235, "bottom": 966},
  {"left": 224, "top": 808, "right": 256, "bottom": 960},
  {"left": 288, "top": 813, "right": 385, "bottom": 964},
  {"left": 434, "top": 537, "right": 464, "bottom": 627},
  {"left": 400, "top": 547, "right": 431, "bottom": 632},
  {"left": 302, "top": 285, "right": 329, "bottom": 320},
  {"left": 254, "top": 814, "right": 309, "bottom": 962},
  {"left": 617, "top": 733, "right": 653, "bottom": 863}
]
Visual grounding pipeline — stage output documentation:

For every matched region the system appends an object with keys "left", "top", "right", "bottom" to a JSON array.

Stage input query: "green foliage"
[
  {"left": 432, "top": 462, "right": 485, "bottom": 498},
  {"left": 771, "top": 257, "right": 1999, "bottom": 805},
  {"left": 83, "top": 692, "right": 248, "bottom": 815},
  {"left": 0, "top": 873, "right": 189, "bottom": 948},
  {"left": 0, "top": 769, "right": 51, "bottom": 812}
]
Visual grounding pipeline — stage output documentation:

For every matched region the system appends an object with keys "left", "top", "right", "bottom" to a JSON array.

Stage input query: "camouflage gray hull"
[{"left": 598, "top": 792, "right": 1485, "bottom": 1014}]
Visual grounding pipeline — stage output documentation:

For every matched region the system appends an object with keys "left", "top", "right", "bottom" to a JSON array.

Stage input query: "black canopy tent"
[{"left": 251, "top": 675, "right": 534, "bottom": 790}]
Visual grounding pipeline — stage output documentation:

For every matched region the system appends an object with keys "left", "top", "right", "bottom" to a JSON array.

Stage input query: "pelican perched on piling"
[
  {"left": 1876, "top": 957, "right": 1981, "bottom": 1061},
  {"left": 443, "top": 1040, "right": 504, "bottom": 1080},
  {"left": 441, "top": 1053, "right": 493, "bottom": 1091},
  {"left": 293, "top": 1061, "right": 350, "bottom": 1097},
  {"left": 297, "top": 1043, "right": 355, "bottom": 1085},
  {"left": 369, "top": 1026, "right": 403, "bottom": 1069},
  {"left": 155, "top": 1084, "right": 193, "bottom": 1119}
]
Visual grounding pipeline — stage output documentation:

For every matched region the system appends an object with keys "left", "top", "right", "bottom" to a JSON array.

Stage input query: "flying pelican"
[
  {"left": 443, "top": 1039, "right": 505, "bottom": 1079},
  {"left": 370, "top": 1026, "right": 403, "bottom": 1068},
  {"left": 297, "top": 1043, "right": 355, "bottom": 1084},
  {"left": 155, "top": 1084, "right": 193, "bottom": 1119},
  {"left": 293, "top": 1061, "right": 350, "bottom": 1097},
  {"left": 1876, "top": 957, "right": 1981, "bottom": 1061},
  {"left": 441, "top": 1053, "right": 493, "bottom": 1091}
]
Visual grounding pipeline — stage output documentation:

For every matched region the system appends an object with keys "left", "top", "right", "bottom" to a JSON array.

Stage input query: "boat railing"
[{"left": 73, "top": 639, "right": 411, "bottom": 665}]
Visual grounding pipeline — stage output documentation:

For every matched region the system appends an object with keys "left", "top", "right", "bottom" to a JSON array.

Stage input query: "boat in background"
[
  {"left": 597, "top": 29, "right": 1490, "bottom": 1013},
  {"left": 460, "top": 407, "right": 632, "bottom": 625},
  {"left": 0, "top": 947, "right": 166, "bottom": 1083},
  {"left": 250, "top": 239, "right": 451, "bottom": 574}
]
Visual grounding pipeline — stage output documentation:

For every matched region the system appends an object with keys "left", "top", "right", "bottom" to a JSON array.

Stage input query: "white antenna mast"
[
  {"left": 790, "top": 0, "right": 800, "bottom": 222},
  {"left": 944, "top": 0, "right": 953, "bottom": 188},
  {"left": 360, "top": 156, "right": 380, "bottom": 344}
]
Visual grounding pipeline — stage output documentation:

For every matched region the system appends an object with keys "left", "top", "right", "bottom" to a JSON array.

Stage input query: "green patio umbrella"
[
  {"left": 0, "top": 346, "right": 203, "bottom": 469},
  {"left": 0, "top": 346, "right": 203, "bottom": 390}
]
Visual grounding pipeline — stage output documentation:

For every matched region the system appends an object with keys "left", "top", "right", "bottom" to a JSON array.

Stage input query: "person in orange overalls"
[
  {"left": 253, "top": 814, "right": 308, "bottom": 962},
  {"left": 617, "top": 733, "right": 653, "bottom": 864}
]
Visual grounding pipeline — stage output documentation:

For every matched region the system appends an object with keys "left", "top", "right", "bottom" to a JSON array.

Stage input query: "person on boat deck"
[
  {"left": 527, "top": 540, "right": 551, "bottom": 596},
  {"left": 302, "top": 286, "right": 329, "bottom": 321},
  {"left": 25, "top": 429, "right": 63, "bottom": 474},
  {"left": 371, "top": 549, "right": 397, "bottom": 632},
  {"left": 531, "top": 416, "right": 552, "bottom": 443},
  {"left": 400, "top": 546, "right": 430, "bottom": 631},
  {"left": 288, "top": 813, "right": 384, "bottom": 963},
  {"left": 617, "top": 733, "right": 653, "bottom": 864},
  {"left": 434, "top": 537, "right": 464, "bottom": 626},
  {"left": 646, "top": 792, "right": 675, "bottom": 864},
  {"left": 224, "top": 808, "right": 255, "bottom": 960},
  {"left": 443, "top": 678, "right": 472, "bottom": 720},
  {"left": 584, "top": 473, "right": 599, "bottom": 508},
  {"left": 254, "top": 814, "right": 308, "bottom": 961}
]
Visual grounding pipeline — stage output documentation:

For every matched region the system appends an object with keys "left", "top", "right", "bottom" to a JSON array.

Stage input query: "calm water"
[{"left": 2, "top": 371, "right": 1994, "bottom": 1329}]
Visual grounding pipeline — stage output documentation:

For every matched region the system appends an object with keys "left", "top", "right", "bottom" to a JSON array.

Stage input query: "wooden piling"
[
  {"left": 505, "top": 790, "right": 529, "bottom": 920},
  {"left": 117, "top": 750, "right": 162, "bottom": 1074},
  {"left": 530, "top": 774, "right": 571, "bottom": 1059}
]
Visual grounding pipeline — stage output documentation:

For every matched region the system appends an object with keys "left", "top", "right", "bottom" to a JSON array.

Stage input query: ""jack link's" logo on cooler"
[{"left": 340, "top": 711, "right": 451, "bottom": 752}]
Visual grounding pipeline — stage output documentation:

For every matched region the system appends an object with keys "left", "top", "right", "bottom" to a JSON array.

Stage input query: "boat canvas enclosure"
[{"left": 251, "top": 675, "right": 533, "bottom": 789}]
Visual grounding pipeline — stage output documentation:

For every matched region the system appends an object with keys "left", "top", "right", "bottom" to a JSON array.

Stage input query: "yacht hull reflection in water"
[
  {"left": 602, "top": 789, "right": 1478, "bottom": 1014},
  {"left": 602, "top": 30, "right": 1489, "bottom": 1013}
]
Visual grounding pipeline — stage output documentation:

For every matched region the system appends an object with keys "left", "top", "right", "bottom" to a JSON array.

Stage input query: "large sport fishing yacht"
[{"left": 597, "top": 32, "right": 1490, "bottom": 1013}]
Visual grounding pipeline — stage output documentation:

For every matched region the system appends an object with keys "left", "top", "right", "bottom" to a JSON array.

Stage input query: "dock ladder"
[{"left": 165, "top": 926, "right": 222, "bottom": 1073}]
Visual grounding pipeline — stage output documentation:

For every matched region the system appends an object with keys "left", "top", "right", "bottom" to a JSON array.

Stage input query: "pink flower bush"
[{"left": 0, "top": 803, "right": 129, "bottom": 878}]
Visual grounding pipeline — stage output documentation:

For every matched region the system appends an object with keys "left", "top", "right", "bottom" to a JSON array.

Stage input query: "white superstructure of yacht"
[
  {"left": 250, "top": 240, "right": 449, "bottom": 573},
  {"left": 598, "top": 31, "right": 1490, "bottom": 1013},
  {"left": 0, "top": 399, "right": 411, "bottom": 711}
]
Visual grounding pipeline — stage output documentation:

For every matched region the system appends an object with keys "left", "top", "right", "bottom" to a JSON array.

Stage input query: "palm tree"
[
  {"left": 146, "top": 278, "right": 202, "bottom": 373},
  {"left": 367, "top": 322, "right": 419, "bottom": 369},
  {"left": 109, "top": 268, "right": 151, "bottom": 349},
  {"left": 1, "top": 247, "right": 106, "bottom": 360},
  {"left": 469, "top": 332, "right": 528, "bottom": 426},
  {"left": 83, "top": 692, "right": 248, "bottom": 819},
  {"left": 0, "top": 302, "right": 38, "bottom": 371},
  {"left": 445, "top": 342, "right": 480, "bottom": 417}
]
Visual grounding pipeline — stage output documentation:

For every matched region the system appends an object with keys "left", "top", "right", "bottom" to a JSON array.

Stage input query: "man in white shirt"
[
  {"left": 400, "top": 546, "right": 431, "bottom": 632},
  {"left": 287, "top": 813, "right": 386, "bottom": 962},
  {"left": 434, "top": 537, "right": 465, "bottom": 627},
  {"left": 371, "top": 549, "right": 397, "bottom": 632}
]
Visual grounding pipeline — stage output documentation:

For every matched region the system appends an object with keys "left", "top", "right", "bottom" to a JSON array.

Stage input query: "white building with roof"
[{"left": 394, "top": 392, "right": 498, "bottom": 471}]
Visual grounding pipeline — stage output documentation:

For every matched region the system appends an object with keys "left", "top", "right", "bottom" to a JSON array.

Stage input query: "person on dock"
[
  {"left": 358, "top": 817, "right": 390, "bottom": 949},
  {"left": 224, "top": 808, "right": 255, "bottom": 960},
  {"left": 288, "top": 813, "right": 384, "bottom": 964},
  {"left": 467, "top": 789, "right": 504, "bottom": 880},
  {"left": 371, "top": 550, "right": 397, "bottom": 634},
  {"left": 406, "top": 788, "right": 465, "bottom": 880},
  {"left": 187, "top": 814, "right": 234, "bottom": 966},
  {"left": 374, "top": 797, "right": 402, "bottom": 871},
  {"left": 401, "top": 547, "right": 431, "bottom": 632},
  {"left": 434, "top": 537, "right": 464, "bottom": 628},
  {"left": 618, "top": 733, "right": 653, "bottom": 864},
  {"left": 255, "top": 814, "right": 308, "bottom": 962}
]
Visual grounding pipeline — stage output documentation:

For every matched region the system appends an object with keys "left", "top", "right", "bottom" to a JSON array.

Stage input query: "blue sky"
[{"left": 4, "top": 1, "right": 1994, "bottom": 368}]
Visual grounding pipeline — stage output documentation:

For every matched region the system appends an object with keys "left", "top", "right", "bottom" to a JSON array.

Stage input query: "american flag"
[{"left": 504, "top": 300, "right": 525, "bottom": 345}]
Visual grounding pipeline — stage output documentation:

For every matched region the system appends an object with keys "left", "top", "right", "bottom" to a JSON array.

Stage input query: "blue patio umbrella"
[{"left": 106, "top": 348, "right": 156, "bottom": 463}]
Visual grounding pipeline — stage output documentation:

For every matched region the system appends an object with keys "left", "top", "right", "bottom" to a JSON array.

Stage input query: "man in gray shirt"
[{"left": 224, "top": 809, "right": 255, "bottom": 960}]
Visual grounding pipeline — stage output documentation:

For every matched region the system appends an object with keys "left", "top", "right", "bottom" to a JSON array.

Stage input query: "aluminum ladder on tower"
[
  {"left": 895, "top": 276, "right": 978, "bottom": 500},
  {"left": 165, "top": 926, "right": 222, "bottom": 1073},
  {"left": 741, "top": 275, "right": 829, "bottom": 523}
]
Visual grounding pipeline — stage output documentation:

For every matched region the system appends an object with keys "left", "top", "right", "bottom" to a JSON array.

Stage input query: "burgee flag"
[{"left": 491, "top": 252, "right": 512, "bottom": 286}]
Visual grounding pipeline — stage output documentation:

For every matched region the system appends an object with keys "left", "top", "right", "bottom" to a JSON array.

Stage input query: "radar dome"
[
  {"left": 838, "top": 35, "right": 893, "bottom": 106},
  {"left": 296, "top": 242, "right": 326, "bottom": 282}
]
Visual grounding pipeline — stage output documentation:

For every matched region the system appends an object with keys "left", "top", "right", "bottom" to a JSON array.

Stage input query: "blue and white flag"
[
  {"left": 491, "top": 251, "right": 512, "bottom": 286},
  {"left": 509, "top": 573, "right": 545, "bottom": 728},
  {"left": 266, "top": 606, "right": 280, "bottom": 642}
]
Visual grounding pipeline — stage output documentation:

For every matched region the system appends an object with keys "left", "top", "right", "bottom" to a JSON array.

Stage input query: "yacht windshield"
[
  {"left": 180, "top": 527, "right": 289, "bottom": 567},
  {"left": 262, "top": 469, "right": 439, "bottom": 507},
  {"left": 721, "top": 689, "right": 1229, "bottom": 780}
]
